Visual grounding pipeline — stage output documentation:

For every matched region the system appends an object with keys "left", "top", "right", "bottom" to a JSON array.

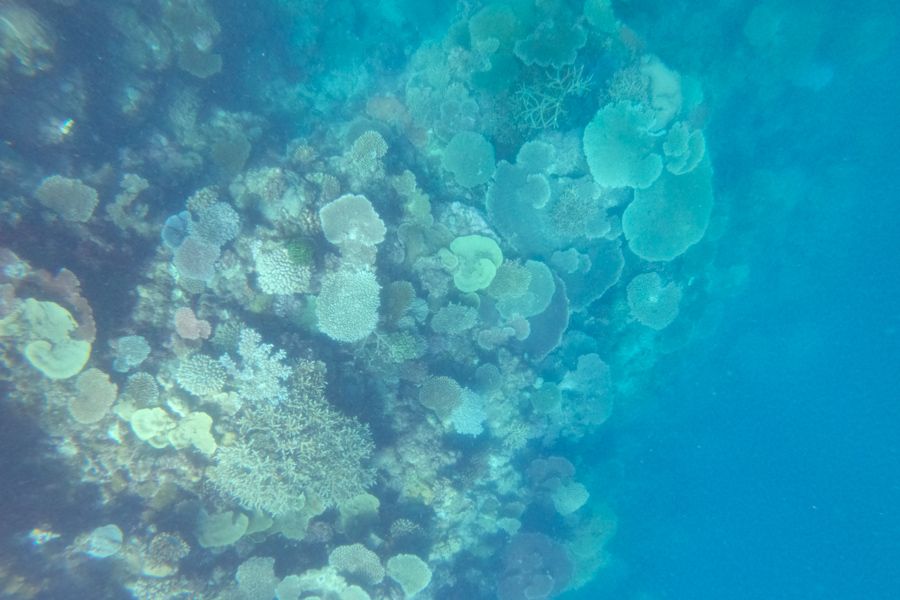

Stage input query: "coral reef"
[{"left": 0, "top": 0, "right": 782, "bottom": 596}]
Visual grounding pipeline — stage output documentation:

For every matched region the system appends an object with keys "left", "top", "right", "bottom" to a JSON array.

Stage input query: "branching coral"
[{"left": 208, "top": 360, "right": 375, "bottom": 515}]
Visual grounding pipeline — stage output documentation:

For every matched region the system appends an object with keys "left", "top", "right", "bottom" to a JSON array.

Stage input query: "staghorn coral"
[
  {"left": 513, "top": 65, "right": 592, "bottom": 131},
  {"left": 219, "top": 327, "right": 292, "bottom": 405},
  {"left": 208, "top": 362, "right": 375, "bottom": 514}
]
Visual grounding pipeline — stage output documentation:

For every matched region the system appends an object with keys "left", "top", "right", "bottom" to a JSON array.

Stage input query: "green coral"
[
  {"left": 622, "top": 158, "right": 715, "bottom": 261},
  {"left": 583, "top": 101, "right": 663, "bottom": 189},
  {"left": 19, "top": 299, "right": 91, "bottom": 380},
  {"left": 447, "top": 235, "right": 503, "bottom": 293},
  {"left": 441, "top": 131, "right": 496, "bottom": 188},
  {"left": 285, "top": 238, "right": 315, "bottom": 266}
]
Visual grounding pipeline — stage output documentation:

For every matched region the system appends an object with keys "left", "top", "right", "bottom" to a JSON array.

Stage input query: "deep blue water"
[{"left": 585, "top": 35, "right": 900, "bottom": 599}]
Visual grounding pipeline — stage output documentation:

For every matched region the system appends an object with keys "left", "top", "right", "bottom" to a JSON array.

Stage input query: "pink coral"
[
  {"left": 0, "top": 248, "right": 95, "bottom": 342},
  {"left": 174, "top": 307, "right": 211, "bottom": 340}
]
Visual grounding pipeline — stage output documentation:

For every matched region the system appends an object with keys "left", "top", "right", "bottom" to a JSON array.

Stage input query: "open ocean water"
[{"left": 0, "top": 1, "right": 897, "bottom": 599}]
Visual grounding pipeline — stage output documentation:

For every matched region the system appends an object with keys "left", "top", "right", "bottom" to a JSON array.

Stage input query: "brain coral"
[
  {"left": 315, "top": 268, "right": 380, "bottom": 342},
  {"left": 621, "top": 158, "right": 714, "bottom": 261}
]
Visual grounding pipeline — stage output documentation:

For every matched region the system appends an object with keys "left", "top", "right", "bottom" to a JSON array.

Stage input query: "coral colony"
[{"left": 0, "top": 0, "right": 813, "bottom": 597}]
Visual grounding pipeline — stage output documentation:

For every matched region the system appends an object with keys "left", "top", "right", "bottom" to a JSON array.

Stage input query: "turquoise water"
[{"left": 0, "top": 1, "right": 896, "bottom": 599}]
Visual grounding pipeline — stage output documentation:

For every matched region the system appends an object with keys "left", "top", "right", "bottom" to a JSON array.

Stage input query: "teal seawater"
[
  {"left": 576, "top": 5, "right": 900, "bottom": 597},
  {"left": 0, "top": 1, "right": 896, "bottom": 599}
]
